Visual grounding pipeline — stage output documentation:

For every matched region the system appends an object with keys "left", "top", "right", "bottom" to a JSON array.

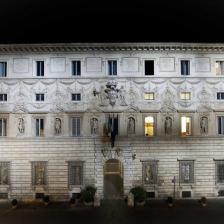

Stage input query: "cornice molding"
[{"left": 1, "top": 43, "right": 224, "bottom": 53}]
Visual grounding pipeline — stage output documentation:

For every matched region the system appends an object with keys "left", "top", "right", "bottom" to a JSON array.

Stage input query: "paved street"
[{"left": 0, "top": 199, "right": 224, "bottom": 224}]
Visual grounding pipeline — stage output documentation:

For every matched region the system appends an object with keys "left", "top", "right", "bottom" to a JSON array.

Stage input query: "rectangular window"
[
  {"left": 181, "top": 60, "right": 190, "bottom": 75},
  {"left": 0, "top": 119, "right": 6, "bottom": 136},
  {"left": 217, "top": 92, "right": 224, "bottom": 100},
  {"left": 72, "top": 60, "right": 81, "bottom": 76},
  {"left": 181, "top": 116, "right": 191, "bottom": 136},
  {"left": 0, "top": 94, "right": 7, "bottom": 101},
  {"left": 216, "top": 161, "right": 224, "bottom": 183},
  {"left": 72, "top": 117, "right": 81, "bottom": 137},
  {"left": 36, "top": 61, "right": 44, "bottom": 76},
  {"left": 145, "top": 116, "right": 154, "bottom": 136},
  {"left": 142, "top": 161, "right": 158, "bottom": 185},
  {"left": 144, "top": 92, "right": 155, "bottom": 100},
  {"left": 68, "top": 161, "right": 84, "bottom": 186},
  {"left": 71, "top": 93, "right": 81, "bottom": 101},
  {"left": 36, "top": 94, "right": 45, "bottom": 102},
  {"left": 36, "top": 118, "right": 44, "bottom": 137},
  {"left": 180, "top": 92, "right": 191, "bottom": 100},
  {"left": 108, "top": 60, "right": 117, "bottom": 75},
  {"left": 179, "top": 160, "right": 194, "bottom": 184},
  {"left": 0, "top": 62, "right": 7, "bottom": 77},
  {"left": 32, "top": 161, "right": 47, "bottom": 186},
  {"left": 0, "top": 162, "right": 9, "bottom": 185},
  {"left": 144, "top": 60, "right": 154, "bottom": 75},
  {"left": 215, "top": 61, "right": 224, "bottom": 75},
  {"left": 218, "top": 116, "right": 224, "bottom": 134}
]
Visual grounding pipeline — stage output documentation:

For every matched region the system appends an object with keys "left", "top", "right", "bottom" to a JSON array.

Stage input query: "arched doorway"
[{"left": 104, "top": 159, "right": 123, "bottom": 199}]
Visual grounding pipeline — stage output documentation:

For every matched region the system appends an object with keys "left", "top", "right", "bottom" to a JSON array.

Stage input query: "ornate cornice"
[{"left": 0, "top": 43, "right": 224, "bottom": 53}]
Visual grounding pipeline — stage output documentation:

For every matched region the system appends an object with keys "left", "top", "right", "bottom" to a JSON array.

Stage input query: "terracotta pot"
[{"left": 135, "top": 200, "right": 145, "bottom": 206}]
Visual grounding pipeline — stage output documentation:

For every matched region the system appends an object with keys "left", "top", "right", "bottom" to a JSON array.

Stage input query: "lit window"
[
  {"left": 144, "top": 92, "right": 155, "bottom": 100},
  {"left": 32, "top": 161, "right": 47, "bottom": 186},
  {"left": 181, "top": 60, "right": 190, "bottom": 75},
  {"left": 36, "top": 61, "right": 44, "bottom": 76},
  {"left": 217, "top": 116, "right": 224, "bottom": 135},
  {"left": 179, "top": 161, "right": 194, "bottom": 184},
  {"left": 180, "top": 92, "right": 191, "bottom": 100},
  {"left": 68, "top": 161, "right": 84, "bottom": 186},
  {"left": 36, "top": 93, "right": 45, "bottom": 101},
  {"left": 145, "top": 116, "right": 154, "bottom": 136},
  {"left": 36, "top": 118, "right": 44, "bottom": 137},
  {"left": 71, "top": 93, "right": 81, "bottom": 101},
  {"left": 217, "top": 92, "right": 224, "bottom": 100},
  {"left": 0, "top": 62, "right": 7, "bottom": 77},
  {"left": 181, "top": 116, "right": 191, "bottom": 136},
  {"left": 72, "top": 60, "right": 81, "bottom": 76},
  {"left": 0, "top": 94, "right": 7, "bottom": 101},
  {"left": 215, "top": 61, "right": 224, "bottom": 75},
  {"left": 145, "top": 60, "right": 154, "bottom": 75},
  {"left": 0, "top": 119, "right": 6, "bottom": 136},
  {"left": 108, "top": 60, "right": 117, "bottom": 75}
]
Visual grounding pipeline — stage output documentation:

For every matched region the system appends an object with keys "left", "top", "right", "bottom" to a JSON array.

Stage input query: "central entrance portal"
[{"left": 104, "top": 159, "right": 123, "bottom": 199}]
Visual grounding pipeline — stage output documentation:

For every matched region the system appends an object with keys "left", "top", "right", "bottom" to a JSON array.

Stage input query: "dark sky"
[{"left": 1, "top": 0, "right": 224, "bottom": 43}]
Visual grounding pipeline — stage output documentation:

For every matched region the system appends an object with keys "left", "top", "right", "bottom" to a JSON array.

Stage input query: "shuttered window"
[
  {"left": 0, "top": 119, "right": 7, "bottom": 136},
  {"left": 68, "top": 161, "right": 84, "bottom": 186},
  {"left": 0, "top": 62, "right": 7, "bottom": 77},
  {"left": 72, "top": 117, "right": 81, "bottom": 137},
  {"left": 36, "top": 61, "right": 44, "bottom": 76},
  {"left": 142, "top": 161, "right": 158, "bottom": 185},
  {"left": 216, "top": 161, "right": 224, "bottom": 183},
  {"left": 218, "top": 116, "right": 224, "bottom": 135}
]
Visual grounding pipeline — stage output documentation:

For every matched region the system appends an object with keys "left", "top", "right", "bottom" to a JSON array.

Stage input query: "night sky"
[{"left": 1, "top": 0, "right": 224, "bottom": 43}]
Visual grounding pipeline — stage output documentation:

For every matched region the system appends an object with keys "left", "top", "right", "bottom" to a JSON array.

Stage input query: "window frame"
[
  {"left": 68, "top": 161, "right": 84, "bottom": 187},
  {"left": 107, "top": 59, "right": 118, "bottom": 76},
  {"left": 71, "top": 93, "right": 81, "bottom": 101},
  {"left": 0, "top": 93, "right": 7, "bottom": 102},
  {"left": 180, "top": 115, "right": 192, "bottom": 136},
  {"left": 144, "top": 115, "right": 156, "bottom": 137},
  {"left": 36, "top": 60, "right": 45, "bottom": 77},
  {"left": 0, "top": 62, "right": 7, "bottom": 77},
  {"left": 144, "top": 59, "right": 155, "bottom": 76},
  {"left": 215, "top": 60, "right": 224, "bottom": 76},
  {"left": 71, "top": 60, "right": 81, "bottom": 76},
  {"left": 179, "top": 160, "right": 194, "bottom": 184},
  {"left": 180, "top": 59, "right": 191, "bottom": 76},
  {"left": 0, "top": 118, "right": 7, "bottom": 137},
  {"left": 35, "top": 93, "right": 45, "bottom": 102},
  {"left": 71, "top": 116, "right": 81, "bottom": 137},
  {"left": 217, "top": 116, "right": 224, "bottom": 135},
  {"left": 142, "top": 160, "right": 158, "bottom": 185},
  {"left": 144, "top": 92, "right": 155, "bottom": 100},
  {"left": 217, "top": 92, "right": 224, "bottom": 100},
  {"left": 0, "top": 162, "right": 10, "bottom": 185},
  {"left": 215, "top": 160, "right": 224, "bottom": 184},
  {"left": 31, "top": 161, "right": 48, "bottom": 186},
  {"left": 35, "top": 118, "right": 45, "bottom": 137},
  {"left": 180, "top": 92, "right": 191, "bottom": 100}
]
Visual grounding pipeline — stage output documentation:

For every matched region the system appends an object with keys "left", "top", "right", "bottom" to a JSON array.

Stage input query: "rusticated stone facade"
[{"left": 0, "top": 43, "right": 224, "bottom": 200}]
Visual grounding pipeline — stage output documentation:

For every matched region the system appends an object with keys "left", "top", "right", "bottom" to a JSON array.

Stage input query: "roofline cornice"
[{"left": 1, "top": 42, "right": 224, "bottom": 53}]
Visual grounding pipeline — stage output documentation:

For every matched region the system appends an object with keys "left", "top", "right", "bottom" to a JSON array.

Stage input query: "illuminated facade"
[{"left": 0, "top": 43, "right": 224, "bottom": 200}]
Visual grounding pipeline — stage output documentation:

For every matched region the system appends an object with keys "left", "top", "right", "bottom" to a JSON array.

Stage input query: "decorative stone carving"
[
  {"left": 160, "top": 87, "right": 176, "bottom": 113},
  {"left": 104, "top": 81, "right": 120, "bottom": 106},
  {"left": 18, "top": 118, "right": 25, "bottom": 134},
  {"left": 127, "top": 117, "right": 135, "bottom": 134},
  {"left": 90, "top": 118, "right": 99, "bottom": 135},
  {"left": 119, "top": 85, "right": 127, "bottom": 106},
  {"left": 55, "top": 118, "right": 62, "bottom": 135},
  {"left": 164, "top": 116, "right": 172, "bottom": 135},
  {"left": 200, "top": 116, "right": 208, "bottom": 135}
]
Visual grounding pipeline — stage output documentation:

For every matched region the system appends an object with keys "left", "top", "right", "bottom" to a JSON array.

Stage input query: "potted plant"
[
  {"left": 130, "top": 186, "right": 147, "bottom": 206},
  {"left": 81, "top": 185, "right": 97, "bottom": 206},
  {"left": 69, "top": 198, "right": 76, "bottom": 207},
  {"left": 167, "top": 196, "right": 174, "bottom": 207},
  {"left": 199, "top": 196, "right": 207, "bottom": 207},
  {"left": 43, "top": 195, "right": 50, "bottom": 205},
  {"left": 11, "top": 199, "right": 18, "bottom": 209}
]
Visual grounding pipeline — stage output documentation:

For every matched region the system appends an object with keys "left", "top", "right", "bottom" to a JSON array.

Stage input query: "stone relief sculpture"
[
  {"left": 90, "top": 118, "right": 99, "bottom": 135},
  {"left": 18, "top": 118, "right": 25, "bottom": 134},
  {"left": 164, "top": 116, "right": 172, "bottom": 135},
  {"left": 104, "top": 81, "right": 119, "bottom": 106},
  {"left": 200, "top": 116, "right": 208, "bottom": 134},
  {"left": 127, "top": 117, "right": 135, "bottom": 134},
  {"left": 119, "top": 86, "right": 127, "bottom": 106},
  {"left": 55, "top": 118, "right": 62, "bottom": 135}
]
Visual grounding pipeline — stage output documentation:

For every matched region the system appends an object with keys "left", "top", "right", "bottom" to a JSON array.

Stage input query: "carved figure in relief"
[
  {"left": 104, "top": 81, "right": 119, "bottom": 106},
  {"left": 91, "top": 118, "right": 99, "bottom": 135},
  {"left": 18, "top": 118, "right": 25, "bottom": 134},
  {"left": 200, "top": 116, "right": 208, "bottom": 134},
  {"left": 164, "top": 116, "right": 172, "bottom": 135},
  {"left": 127, "top": 117, "right": 135, "bottom": 134},
  {"left": 119, "top": 86, "right": 127, "bottom": 106},
  {"left": 99, "top": 86, "right": 107, "bottom": 106},
  {"left": 55, "top": 118, "right": 62, "bottom": 135}
]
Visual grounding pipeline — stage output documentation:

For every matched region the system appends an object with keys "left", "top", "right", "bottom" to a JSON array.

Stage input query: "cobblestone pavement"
[{"left": 0, "top": 199, "right": 224, "bottom": 224}]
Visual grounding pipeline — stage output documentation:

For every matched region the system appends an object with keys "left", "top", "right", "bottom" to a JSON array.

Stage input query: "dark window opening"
[
  {"left": 36, "top": 61, "right": 44, "bottom": 76},
  {"left": 182, "top": 191, "right": 191, "bottom": 198},
  {"left": 72, "top": 61, "right": 81, "bottom": 76},
  {"left": 145, "top": 60, "right": 154, "bottom": 75},
  {"left": 181, "top": 60, "right": 190, "bottom": 75}
]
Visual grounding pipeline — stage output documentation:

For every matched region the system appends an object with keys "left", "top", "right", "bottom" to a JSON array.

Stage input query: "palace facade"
[{"left": 0, "top": 43, "right": 224, "bottom": 200}]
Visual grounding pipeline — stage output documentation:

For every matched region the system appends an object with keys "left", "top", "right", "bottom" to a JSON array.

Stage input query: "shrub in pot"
[
  {"left": 167, "top": 196, "right": 174, "bottom": 207},
  {"left": 81, "top": 186, "right": 97, "bottom": 206},
  {"left": 69, "top": 198, "right": 76, "bottom": 207},
  {"left": 130, "top": 186, "right": 147, "bottom": 206},
  {"left": 199, "top": 196, "right": 207, "bottom": 207},
  {"left": 11, "top": 199, "right": 18, "bottom": 209}
]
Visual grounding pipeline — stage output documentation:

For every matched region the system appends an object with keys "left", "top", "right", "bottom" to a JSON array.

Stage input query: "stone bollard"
[
  {"left": 127, "top": 192, "right": 134, "bottom": 207},
  {"left": 94, "top": 193, "right": 101, "bottom": 207}
]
